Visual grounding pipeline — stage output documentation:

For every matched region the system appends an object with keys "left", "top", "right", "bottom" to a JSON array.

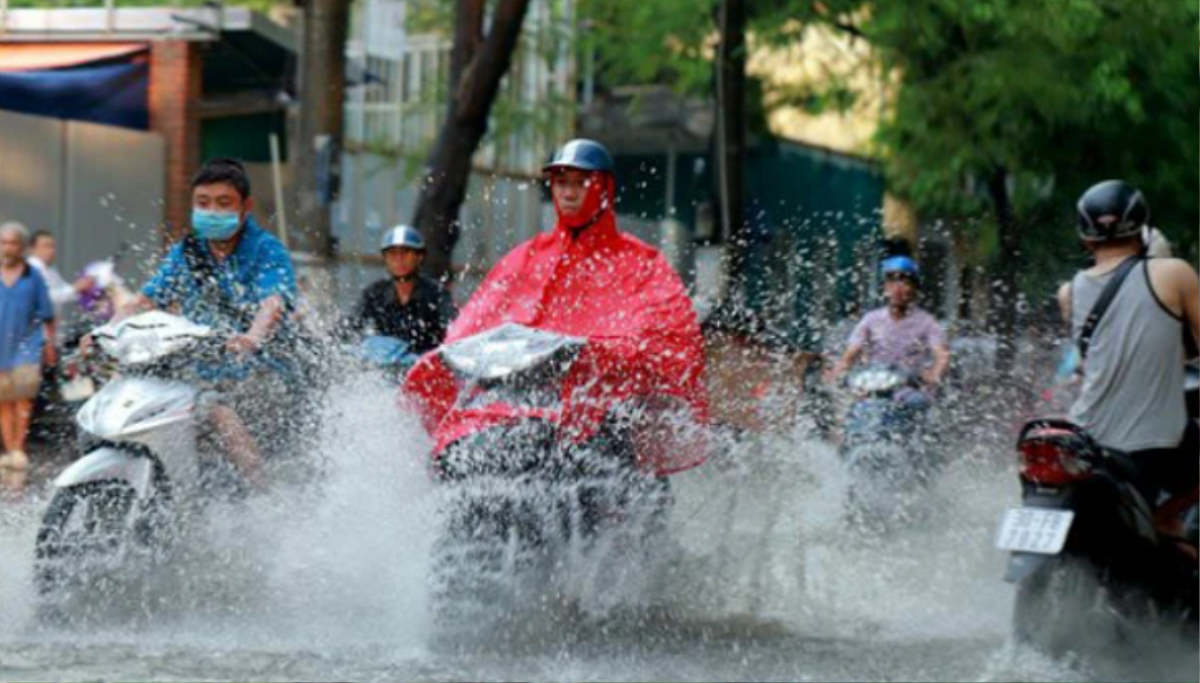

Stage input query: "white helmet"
[{"left": 380, "top": 224, "right": 426, "bottom": 252}]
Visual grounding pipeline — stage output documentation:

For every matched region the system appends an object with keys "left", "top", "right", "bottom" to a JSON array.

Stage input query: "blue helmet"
[
  {"left": 881, "top": 255, "right": 920, "bottom": 284},
  {"left": 543, "top": 139, "right": 615, "bottom": 176},
  {"left": 380, "top": 224, "right": 425, "bottom": 252}
]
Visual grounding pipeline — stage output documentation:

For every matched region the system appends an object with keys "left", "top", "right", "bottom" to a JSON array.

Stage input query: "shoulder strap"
[{"left": 1077, "top": 256, "right": 1142, "bottom": 361}]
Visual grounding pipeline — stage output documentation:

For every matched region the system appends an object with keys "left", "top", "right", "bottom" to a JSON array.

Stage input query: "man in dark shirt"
[{"left": 346, "top": 225, "right": 455, "bottom": 355}]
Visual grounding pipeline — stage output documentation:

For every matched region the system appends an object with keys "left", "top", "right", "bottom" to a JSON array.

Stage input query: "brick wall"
[{"left": 148, "top": 41, "right": 203, "bottom": 243}]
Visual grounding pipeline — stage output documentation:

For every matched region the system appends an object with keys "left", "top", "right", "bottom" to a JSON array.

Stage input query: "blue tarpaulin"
[{"left": 0, "top": 57, "right": 149, "bottom": 130}]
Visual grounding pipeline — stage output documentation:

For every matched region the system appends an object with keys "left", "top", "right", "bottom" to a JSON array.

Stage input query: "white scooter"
[{"left": 33, "top": 312, "right": 237, "bottom": 601}]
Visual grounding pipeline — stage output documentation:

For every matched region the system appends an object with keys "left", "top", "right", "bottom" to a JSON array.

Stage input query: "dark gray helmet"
[
  {"left": 1077, "top": 180, "right": 1149, "bottom": 242},
  {"left": 380, "top": 224, "right": 425, "bottom": 252},
  {"left": 542, "top": 139, "right": 615, "bottom": 175}
]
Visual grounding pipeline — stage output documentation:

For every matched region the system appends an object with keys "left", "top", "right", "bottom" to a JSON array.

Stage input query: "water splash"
[{"left": 0, "top": 342, "right": 1192, "bottom": 680}]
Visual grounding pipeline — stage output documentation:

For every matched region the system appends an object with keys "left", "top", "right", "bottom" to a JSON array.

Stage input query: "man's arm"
[
  {"left": 826, "top": 316, "right": 870, "bottom": 383},
  {"left": 925, "top": 342, "right": 951, "bottom": 386},
  {"left": 920, "top": 317, "right": 952, "bottom": 386},
  {"left": 228, "top": 294, "right": 285, "bottom": 354},
  {"left": 826, "top": 342, "right": 864, "bottom": 383},
  {"left": 1150, "top": 259, "right": 1200, "bottom": 357},
  {"left": 42, "top": 319, "right": 58, "bottom": 366},
  {"left": 1159, "top": 260, "right": 1200, "bottom": 498},
  {"left": 1181, "top": 264, "right": 1199, "bottom": 357}
]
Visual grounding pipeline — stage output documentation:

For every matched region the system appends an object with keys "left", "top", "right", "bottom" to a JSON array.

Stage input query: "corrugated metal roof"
[{"left": 0, "top": 7, "right": 293, "bottom": 53}]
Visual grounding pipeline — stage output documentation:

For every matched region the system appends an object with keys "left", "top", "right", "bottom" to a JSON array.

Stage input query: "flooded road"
[{"left": 0, "top": 377, "right": 1194, "bottom": 682}]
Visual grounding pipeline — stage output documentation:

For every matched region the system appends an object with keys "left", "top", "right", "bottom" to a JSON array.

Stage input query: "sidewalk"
[{"left": 0, "top": 430, "right": 76, "bottom": 501}]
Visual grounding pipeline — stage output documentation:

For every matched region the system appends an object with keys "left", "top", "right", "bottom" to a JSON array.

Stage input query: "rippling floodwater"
[{"left": 0, "top": 372, "right": 1195, "bottom": 682}]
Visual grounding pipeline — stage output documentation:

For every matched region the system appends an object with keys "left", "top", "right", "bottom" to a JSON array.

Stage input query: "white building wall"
[{"left": 335, "top": 0, "right": 575, "bottom": 307}]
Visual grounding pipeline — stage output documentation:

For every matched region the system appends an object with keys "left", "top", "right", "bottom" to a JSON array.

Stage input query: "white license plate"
[{"left": 995, "top": 507, "right": 1075, "bottom": 555}]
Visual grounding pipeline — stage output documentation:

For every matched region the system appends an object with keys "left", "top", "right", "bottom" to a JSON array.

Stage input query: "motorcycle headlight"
[{"left": 848, "top": 369, "right": 905, "bottom": 394}]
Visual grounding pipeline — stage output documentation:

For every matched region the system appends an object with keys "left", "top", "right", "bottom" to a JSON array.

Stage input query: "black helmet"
[
  {"left": 1076, "top": 180, "right": 1149, "bottom": 242},
  {"left": 542, "top": 139, "right": 615, "bottom": 176}
]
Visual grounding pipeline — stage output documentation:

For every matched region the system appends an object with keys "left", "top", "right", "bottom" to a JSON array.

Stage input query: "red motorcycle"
[{"left": 404, "top": 323, "right": 704, "bottom": 624}]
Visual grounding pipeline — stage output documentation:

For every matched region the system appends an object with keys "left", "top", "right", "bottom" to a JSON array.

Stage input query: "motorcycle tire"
[
  {"left": 1012, "top": 557, "right": 1126, "bottom": 657},
  {"left": 430, "top": 490, "right": 545, "bottom": 630},
  {"left": 33, "top": 481, "right": 138, "bottom": 600}
]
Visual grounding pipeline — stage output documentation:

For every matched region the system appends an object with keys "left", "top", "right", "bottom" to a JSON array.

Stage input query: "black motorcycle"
[
  {"left": 1187, "top": 362, "right": 1198, "bottom": 418},
  {"left": 997, "top": 371, "right": 1199, "bottom": 654}
]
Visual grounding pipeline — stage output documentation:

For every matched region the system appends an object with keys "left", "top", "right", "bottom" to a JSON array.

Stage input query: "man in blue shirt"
[
  {"left": 118, "top": 158, "right": 297, "bottom": 486},
  {"left": 0, "top": 222, "right": 55, "bottom": 471}
]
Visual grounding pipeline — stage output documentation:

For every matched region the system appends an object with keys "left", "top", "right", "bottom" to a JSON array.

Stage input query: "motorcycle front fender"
[{"left": 53, "top": 446, "right": 156, "bottom": 499}]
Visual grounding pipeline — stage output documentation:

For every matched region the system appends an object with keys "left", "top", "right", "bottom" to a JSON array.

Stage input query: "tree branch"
[
  {"left": 450, "top": 0, "right": 485, "bottom": 95},
  {"left": 457, "top": 0, "right": 531, "bottom": 123},
  {"left": 809, "top": 0, "right": 864, "bottom": 39},
  {"left": 830, "top": 20, "right": 864, "bottom": 39}
]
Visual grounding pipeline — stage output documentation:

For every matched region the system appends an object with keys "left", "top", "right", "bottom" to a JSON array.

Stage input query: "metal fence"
[{"left": 0, "top": 108, "right": 164, "bottom": 284}]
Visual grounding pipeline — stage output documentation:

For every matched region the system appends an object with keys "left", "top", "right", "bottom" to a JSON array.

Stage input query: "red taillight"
[{"left": 1019, "top": 439, "right": 1093, "bottom": 486}]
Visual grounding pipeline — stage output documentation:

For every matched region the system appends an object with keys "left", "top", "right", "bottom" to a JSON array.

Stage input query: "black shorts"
[{"left": 1133, "top": 419, "right": 1200, "bottom": 498}]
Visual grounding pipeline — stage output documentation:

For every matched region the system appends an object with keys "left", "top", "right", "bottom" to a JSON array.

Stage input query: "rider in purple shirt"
[{"left": 828, "top": 256, "right": 951, "bottom": 395}]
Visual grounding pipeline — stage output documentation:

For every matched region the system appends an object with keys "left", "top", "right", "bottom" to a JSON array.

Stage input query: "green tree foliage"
[
  {"left": 8, "top": 0, "right": 283, "bottom": 11},
  {"left": 858, "top": 0, "right": 1199, "bottom": 288},
  {"left": 578, "top": 0, "right": 714, "bottom": 94},
  {"left": 585, "top": 0, "right": 1200, "bottom": 287}
]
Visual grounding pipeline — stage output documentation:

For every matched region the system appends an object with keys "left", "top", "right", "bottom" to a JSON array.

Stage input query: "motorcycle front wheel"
[{"left": 33, "top": 481, "right": 140, "bottom": 600}]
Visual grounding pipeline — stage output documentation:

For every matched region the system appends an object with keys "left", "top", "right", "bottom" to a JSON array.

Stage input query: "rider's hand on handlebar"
[
  {"left": 823, "top": 364, "right": 845, "bottom": 386},
  {"left": 226, "top": 333, "right": 263, "bottom": 356}
]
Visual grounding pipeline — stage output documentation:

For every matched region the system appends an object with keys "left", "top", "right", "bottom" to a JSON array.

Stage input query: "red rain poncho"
[{"left": 404, "top": 206, "right": 709, "bottom": 476}]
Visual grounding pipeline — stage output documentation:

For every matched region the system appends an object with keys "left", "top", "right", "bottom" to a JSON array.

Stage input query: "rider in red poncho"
[{"left": 404, "top": 139, "right": 709, "bottom": 475}]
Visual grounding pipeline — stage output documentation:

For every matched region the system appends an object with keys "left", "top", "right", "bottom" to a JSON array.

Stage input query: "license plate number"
[{"left": 995, "top": 507, "right": 1074, "bottom": 555}]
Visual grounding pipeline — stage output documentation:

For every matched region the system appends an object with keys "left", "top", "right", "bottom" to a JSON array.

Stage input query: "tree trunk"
[
  {"left": 412, "top": 0, "right": 532, "bottom": 282},
  {"left": 988, "top": 167, "right": 1021, "bottom": 373},
  {"left": 716, "top": 0, "right": 748, "bottom": 302},
  {"left": 293, "top": 0, "right": 350, "bottom": 258}
]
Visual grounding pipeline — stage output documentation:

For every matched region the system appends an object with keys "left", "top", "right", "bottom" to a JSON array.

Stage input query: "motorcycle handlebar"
[{"left": 83, "top": 331, "right": 247, "bottom": 367}]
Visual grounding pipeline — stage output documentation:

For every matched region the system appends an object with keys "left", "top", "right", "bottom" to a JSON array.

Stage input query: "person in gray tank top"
[{"left": 1057, "top": 181, "right": 1199, "bottom": 516}]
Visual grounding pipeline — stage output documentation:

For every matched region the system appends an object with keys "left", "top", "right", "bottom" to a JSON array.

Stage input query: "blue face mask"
[{"left": 192, "top": 208, "right": 243, "bottom": 241}]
